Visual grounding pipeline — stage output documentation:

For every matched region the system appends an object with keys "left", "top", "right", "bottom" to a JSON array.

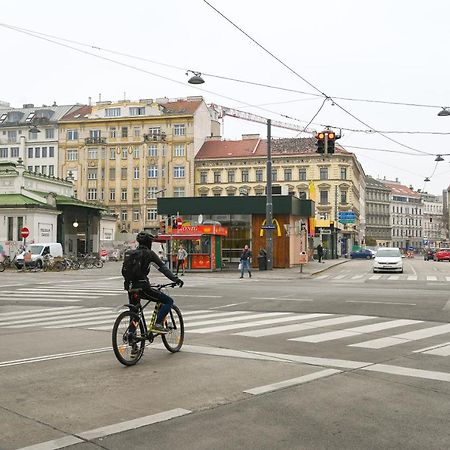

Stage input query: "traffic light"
[
  {"left": 327, "top": 131, "right": 336, "bottom": 154},
  {"left": 316, "top": 132, "right": 325, "bottom": 153},
  {"left": 171, "top": 216, "right": 178, "bottom": 229}
]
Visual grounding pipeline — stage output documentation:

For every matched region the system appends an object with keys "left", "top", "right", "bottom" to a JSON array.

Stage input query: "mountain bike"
[{"left": 112, "top": 282, "right": 184, "bottom": 366}]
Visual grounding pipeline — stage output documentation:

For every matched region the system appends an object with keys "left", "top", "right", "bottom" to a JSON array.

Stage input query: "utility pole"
[{"left": 266, "top": 119, "right": 273, "bottom": 270}]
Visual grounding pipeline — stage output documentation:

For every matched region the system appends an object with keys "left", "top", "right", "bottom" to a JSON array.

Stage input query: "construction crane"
[{"left": 209, "top": 103, "right": 315, "bottom": 135}]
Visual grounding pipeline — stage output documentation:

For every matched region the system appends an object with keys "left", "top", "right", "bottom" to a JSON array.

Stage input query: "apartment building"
[
  {"left": 59, "top": 97, "right": 219, "bottom": 234},
  {"left": 365, "top": 176, "right": 391, "bottom": 246},
  {"left": 421, "top": 192, "right": 444, "bottom": 247},
  {"left": 0, "top": 103, "right": 76, "bottom": 176},
  {"left": 381, "top": 179, "right": 423, "bottom": 250},
  {"left": 195, "top": 135, "right": 366, "bottom": 255}
]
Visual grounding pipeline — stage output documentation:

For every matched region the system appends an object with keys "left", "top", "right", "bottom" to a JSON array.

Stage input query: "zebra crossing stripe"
[
  {"left": 188, "top": 312, "right": 291, "bottom": 328},
  {"left": 426, "top": 276, "right": 438, "bottom": 281},
  {"left": 0, "top": 306, "right": 82, "bottom": 318},
  {"left": 0, "top": 307, "right": 103, "bottom": 325},
  {"left": 314, "top": 275, "right": 329, "bottom": 280},
  {"left": 387, "top": 275, "right": 400, "bottom": 280},
  {"left": 44, "top": 315, "right": 118, "bottom": 329},
  {"left": 0, "top": 292, "right": 99, "bottom": 299},
  {"left": 407, "top": 275, "right": 417, "bottom": 281},
  {"left": 350, "top": 323, "right": 450, "bottom": 349},
  {"left": 369, "top": 275, "right": 382, "bottom": 280},
  {"left": 241, "top": 315, "right": 374, "bottom": 338},
  {"left": 292, "top": 319, "right": 422, "bottom": 343}
]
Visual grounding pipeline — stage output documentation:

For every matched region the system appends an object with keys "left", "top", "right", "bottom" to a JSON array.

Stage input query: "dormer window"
[
  {"left": 0, "top": 113, "right": 7, "bottom": 123},
  {"left": 105, "top": 108, "right": 121, "bottom": 117},
  {"left": 25, "top": 112, "right": 35, "bottom": 122}
]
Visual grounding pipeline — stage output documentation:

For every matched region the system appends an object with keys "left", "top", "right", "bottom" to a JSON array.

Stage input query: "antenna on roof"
[{"left": 99, "top": 93, "right": 101, "bottom": 102}]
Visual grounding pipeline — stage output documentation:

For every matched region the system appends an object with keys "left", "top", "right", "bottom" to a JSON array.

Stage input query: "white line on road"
[
  {"left": 443, "top": 297, "right": 450, "bottom": 310},
  {"left": 413, "top": 342, "right": 450, "bottom": 356},
  {"left": 362, "top": 364, "right": 450, "bottom": 382},
  {"left": 175, "top": 294, "right": 223, "bottom": 298},
  {"left": 426, "top": 275, "right": 438, "bottom": 281},
  {"left": 369, "top": 275, "right": 382, "bottom": 280},
  {"left": 244, "top": 369, "right": 341, "bottom": 395},
  {"left": 346, "top": 300, "right": 416, "bottom": 306},
  {"left": 407, "top": 275, "right": 418, "bottom": 281},
  {"left": 250, "top": 297, "right": 313, "bottom": 302},
  {"left": 210, "top": 302, "right": 248, "bottom": 309},
  {"left": 0, "top": 306, "right": 82, "bottom": 318},
  {"left": 17, "top": 435, "right": 82, "bottom": 450},
  {"left": 0, "top": 297, "right": 81, "bottom": 303}
]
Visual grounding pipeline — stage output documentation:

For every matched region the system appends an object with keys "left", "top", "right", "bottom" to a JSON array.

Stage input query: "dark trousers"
[
  {"left": 176, "top": 259, "right": 185, "bottom": 275},
  {"left": 318, "top": 253, "right": 323, "bottom": 263}
]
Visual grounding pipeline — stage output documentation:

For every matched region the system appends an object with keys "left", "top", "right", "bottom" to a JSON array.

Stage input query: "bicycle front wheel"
[
  {"left": 161, "top": 305, "right": 184, "bottom": 353},
  {"left": 0, "top": 262, "right": 5, "bottom": 272},
  {"left": 112, "top": 310, "right": 145, "bottom": 366}
]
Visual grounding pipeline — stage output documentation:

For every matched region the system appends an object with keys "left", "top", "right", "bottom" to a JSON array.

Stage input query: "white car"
[{"left": 373, "top": 247, "right": 403, "bottom": 273}]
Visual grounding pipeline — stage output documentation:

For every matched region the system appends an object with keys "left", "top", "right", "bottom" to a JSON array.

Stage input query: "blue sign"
[{"left": 338, "top": 211, "right": 356, "bottom": 218}]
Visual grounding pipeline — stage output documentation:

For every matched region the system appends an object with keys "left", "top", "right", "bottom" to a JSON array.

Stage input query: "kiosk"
[{"left": 157, "top": 224, "right": 228, "bottom": 272}]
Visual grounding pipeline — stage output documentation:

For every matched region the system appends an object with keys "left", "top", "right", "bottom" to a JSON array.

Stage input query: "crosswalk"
[
  {"left": 1, "top": 306, "right": 450, "bottom": 357},
  {"left": 0, "top": 284, "right": 124, "bottom": 303},
  {"left": 313, "top": 273, "right": 450, "bottom": 282}
]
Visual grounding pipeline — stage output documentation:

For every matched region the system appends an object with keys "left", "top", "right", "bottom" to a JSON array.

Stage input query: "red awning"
[{"left": 157, "top": 234, "right": 203, "bottom": 241}]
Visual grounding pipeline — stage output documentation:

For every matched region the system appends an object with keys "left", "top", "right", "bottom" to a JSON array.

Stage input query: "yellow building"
[
  {"left": 59, "top": 97, "right": 219, "bottom": 234},
  {"left": 195, "top": 135, "right": 366, "bottom": 255}
]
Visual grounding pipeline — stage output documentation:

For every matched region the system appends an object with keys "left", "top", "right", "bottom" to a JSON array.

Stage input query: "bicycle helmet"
[{"left": 136, "top": 231, "right": 155, "bottom": 248}]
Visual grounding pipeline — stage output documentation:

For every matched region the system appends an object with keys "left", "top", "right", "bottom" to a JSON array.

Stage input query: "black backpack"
[{"left": 121, "top": 248, "right": 145, "bottom": 283}]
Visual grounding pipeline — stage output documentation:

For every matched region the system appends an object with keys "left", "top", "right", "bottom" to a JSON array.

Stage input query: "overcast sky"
[{"left": 1, "top": 0, "right": 449, "bottom": 195}]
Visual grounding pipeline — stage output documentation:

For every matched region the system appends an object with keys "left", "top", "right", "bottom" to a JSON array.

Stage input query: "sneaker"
[
  {"left": 130, "top": 344, "right": 139, "bottom": 359},
  {"left": 151, "top": 322, "right": 169, "bottom": 333}
]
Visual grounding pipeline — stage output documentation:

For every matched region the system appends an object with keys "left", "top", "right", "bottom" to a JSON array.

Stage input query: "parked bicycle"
[
  {"left": 0, "top": 254, "right": 19, "bottom": 272},
  {"left": 112, "top": 282, "right": 184, "bottom": 366}
]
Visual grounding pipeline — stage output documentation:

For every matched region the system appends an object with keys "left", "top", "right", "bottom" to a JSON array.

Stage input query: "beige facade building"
[
  {"left": 59, "top": 97, "right": 219, "bottom": 234},
  {"left": 195, "top": 135, "right": 366, "bottom": 255}
]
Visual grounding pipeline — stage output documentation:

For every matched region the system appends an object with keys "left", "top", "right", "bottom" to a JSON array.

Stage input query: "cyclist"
[{"left": 123, "top": 231, "right": 183, "bottom": 333}]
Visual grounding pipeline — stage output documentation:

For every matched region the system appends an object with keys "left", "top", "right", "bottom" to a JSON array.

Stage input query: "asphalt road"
[{"left": 1, "top": 258, "right": 450, "bottom": 449}]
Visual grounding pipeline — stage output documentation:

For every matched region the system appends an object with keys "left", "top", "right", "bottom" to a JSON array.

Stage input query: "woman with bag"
[{"left": 239, "top": 244, "right": 252, "bottom": 279}]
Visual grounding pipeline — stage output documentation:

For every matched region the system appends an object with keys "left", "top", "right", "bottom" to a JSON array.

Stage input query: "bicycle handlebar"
[{"left": 150, "top": 282, "right": 178, "bottom": 290}]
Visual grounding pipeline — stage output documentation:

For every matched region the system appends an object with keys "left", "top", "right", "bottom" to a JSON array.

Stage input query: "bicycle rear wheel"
[
  {"left": 0, "top": 262, "right": 5, "bottom": 272},
  {"left": 161, "top": 305, "right": 184, "bottom": 353},
  {"left": 112, "top": 310, "right": 145, "bottom": 366}
]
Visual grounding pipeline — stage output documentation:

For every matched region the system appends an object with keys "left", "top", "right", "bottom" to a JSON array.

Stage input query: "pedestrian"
[
  {"left": 239, "top": 244, "right": 252, "bottom": 278},
  {"left": 24, "top": 250, "right": 33, "bottom": 269},
  {"left": 176, "top": 244, "right": 188, "bottom": 276},
  {"left": 317, "top": 243, "right": 324, "bottom": 263}
]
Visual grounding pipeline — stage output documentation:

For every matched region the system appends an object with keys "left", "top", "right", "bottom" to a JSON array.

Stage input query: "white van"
[{"left": 16, "top": 243, "right": 63, "bottom": 269}]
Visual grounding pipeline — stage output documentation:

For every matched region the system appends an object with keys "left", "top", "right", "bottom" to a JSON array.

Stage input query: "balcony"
[
  {"left": 143, "top": 132, "right": 166, "bottom": 142},
  {"left": 85, "top": 137, "right": 106, "bottom": 145}
]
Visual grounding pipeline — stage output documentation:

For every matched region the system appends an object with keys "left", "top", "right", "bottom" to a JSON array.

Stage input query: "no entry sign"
[{"left": 20, "top": 227, "right": 30, "bottom": 238}]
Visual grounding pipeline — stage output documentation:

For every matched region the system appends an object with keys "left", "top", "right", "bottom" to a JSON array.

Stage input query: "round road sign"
[{"left": 20, "top": 227, "right": 30, "bottom": 238}]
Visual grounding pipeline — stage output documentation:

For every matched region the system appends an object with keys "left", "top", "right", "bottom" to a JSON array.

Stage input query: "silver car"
[{"left": 373, "top": 247, "right": 403, "bottom": 273}]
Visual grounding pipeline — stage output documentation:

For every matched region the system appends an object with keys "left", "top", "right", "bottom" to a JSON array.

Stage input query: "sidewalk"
[{"left": 215, "top": 258, "right": 350, "bottom": 280}]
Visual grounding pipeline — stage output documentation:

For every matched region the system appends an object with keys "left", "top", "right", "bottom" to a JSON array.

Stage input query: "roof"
[
  {"left": 0, "top": 105, "right": 77, "bottom": 126},
  {"left": 365, "top": 176, "right": 391, "bottom": 191},
  {"left": 30, "top": 190, "right": 106, "bottom": 211},
  {"left": 195, "top": 137, "right": 349, "bottom": 160},
  {"left": 382, "top": 181, "right": 420, "bottom": 197},
  {"left": 0, "top": 194, "right": 52, "bottom": 208},
  {"left": 60, "top": 105, "right": 92, "bottom": 121},
  {"left": 160, "top": 99, "right": 203, "bottom": 115}
]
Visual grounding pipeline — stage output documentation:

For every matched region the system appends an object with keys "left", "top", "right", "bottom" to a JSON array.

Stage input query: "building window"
[
  {"left": 88, "top": 148, "right": 98, "bottom": 159},
  {"left": 133, "top": 209, "right": 140, "bottom": 221},
  {"left": 17, "top": 217, "right": 24, "bottom": 241},
  {"left": 340, "top": 191, "right": 347, "bottom": 204},
  {"left": 121, "top": 189, "right": 127, "bottom": 201},
  {"left": 200, "top": 171, "right": 207, "bottom": 183},
  {"left": 213, "top": 171, "right": 221, "bottom": 183},
  {"left": 49, "top": 146, "right": 54, "bottom": 157},
  {"left": 340, "top": 167, "right": 347, "bottom": 180},
  {"left": 0, "top": 148, "right": 7, "bottom": 158},
  {"left": 133, "top": 188, "right": 140, "bottom": 201},
  {"left": 174, "top": 144, "right": 185, "bottom": 157},
  {"left": 27, "top": 166, "right": 32, "bottom": 172},
  {"left": 7, "top": 130, "right": 17, "bottom": 143},
  {"left": 11, "top": 147, "right": 19, "bottom": 158},
  {"left": 271, "top": 169, "right": 277, "bottom": 182},
  {"left": 7, "top": 217, "right": 13, "bottom": 241},
  {"left": 121, "top": 147, "right": 128, "bottom": 159},
  {"left": 28, "top": 148, "right": 33, "bottom": 158},
  {"left": 42, "top": 147, "right": 48, "bottom": 158},
  {"left": 121, "top": 168, "right": 127, "bottom": 180},
  {"left": 130, "top": 107, "right": 145, "bottom": 116},
  {"left": 299, "top": 168, "right": 307, "bottom": 181},
  {"left": 174, "top": 166, "right": 185, "bottom": 178},
  {"left": 241, "top": 169, "right": 249, "bottom": 182},
  {"left": 110, "top": 189, "right": 116, "bottom": 200},
  {"left": 228, "top": 171, "right": 235, "bottom": 183},
  {"left": 148, "top": 127, "right": 160, "bottom": 136},
  {"left": 49, "top": 165, "right": 54, "bottom": 176},
  {"left": 105, "top": 108, "right": 121, "bottom": 117},
  {"left": 110, "top": 127, "right": 117, "bottom": 138},
  {"left": 174, "top": 187, "right": 185, "bottom": 197},
  {"left": 133, "top": 127, "right": 141, "bottom": 138},
  {"left": 173, "top": 124, "right": 186, "bottom": 136},
  {"left": 110, "top": 148, "right": 116, "bottom": 159},
  {"left": 133, "top": 147, "right": 140, "bottom": 158},
  {"left": 256, "top": 169, "right": 263, "bottom": 182},
  {"left": 34, "top": 165, "right": 40, "bottom": 173},
  {"left": 121, "top": 127, "right": 128, "bottom": 138},
  {"left": 320, "top": 190, "right": 329, "bottom": 204},
  {"left": 147, "top": 208, "right": 157, "bottom": 221},
  {"left": 67, "top": 129, "right": 78, "bottom": 140},
  {"left": 147, "top": 165, "right": 158, "bottom": 178},
  {"left": 319, "top": 167, "right": 328, "bottom": 180},
  {"left": 121, "top": 210, "right": 128, "bottom": 221},
  {"left": 147, "top": 145, "right": 157, "bottom": 157},
  {"left": 89, "top": 130, "right": 101, "bottom": 139},
  {"left": 87, "top": 169, "right": 97, "bottom": 180},
  {"left": 87, "top": 188, "right": 97, "bottom": 200},
  {"left": 35, "top": 147, "right": 40, "bottom": 158},
  {"left": 45, "top": 128, "right": 54, "bottom": 139},
  {"left": 284, "top": 168, "right": 292, "bottom": 181},
  {"left": 134, "top": 167, "right": 140, "bottom": 179},
  {"left": 29, "top": 131, "right": 38, "bottom": 140},
  {"left": 109, "top": 168, "right": 116, "bottom": 180}
]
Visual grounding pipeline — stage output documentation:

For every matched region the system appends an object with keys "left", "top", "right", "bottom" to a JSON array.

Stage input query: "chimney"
[
  {"left": 23, "top": 103, "right": 34, "bottom": 108},
  {"left": 242, "top": 133, "right": 260, "bottom": 140}
]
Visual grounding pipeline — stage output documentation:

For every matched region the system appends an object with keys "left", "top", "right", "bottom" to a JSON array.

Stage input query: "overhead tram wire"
[{"left": 202, "top": 0, "right": 433, "bottom": 156}]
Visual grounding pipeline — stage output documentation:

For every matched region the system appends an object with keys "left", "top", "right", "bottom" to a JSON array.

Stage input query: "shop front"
[{"left": 157, "top": 224, "right": 228, "bottom": 272}]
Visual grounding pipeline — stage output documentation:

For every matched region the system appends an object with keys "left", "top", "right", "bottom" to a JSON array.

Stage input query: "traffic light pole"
[{"left": 266, "top": 119, "right": 273, "bottom": 270}]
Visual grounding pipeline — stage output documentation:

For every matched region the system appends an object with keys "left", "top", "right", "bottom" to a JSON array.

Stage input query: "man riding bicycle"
[{"left": 122, "top": 231, "right": 183, "bottom": 333}]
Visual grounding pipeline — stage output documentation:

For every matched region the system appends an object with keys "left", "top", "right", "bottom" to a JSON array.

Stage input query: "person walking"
[
  {"left": 239, "top": 244, "right": 252, "bottom": 278},
  {"left": 317, "top": 243, "right": 324, "bottom": 263},
  {"left": 176, "top": 244, "right": 188, "bottom": 276}
]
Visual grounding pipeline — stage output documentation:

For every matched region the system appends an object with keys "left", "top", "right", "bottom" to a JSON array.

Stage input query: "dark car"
[
  {"left": 424, "top": 249, "right": 435, "bottom": 261},
  {"left": 349, "top": 249, "right": 373, "bottom": 259}
]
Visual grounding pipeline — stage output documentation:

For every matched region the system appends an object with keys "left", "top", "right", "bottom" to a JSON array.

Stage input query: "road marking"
[
  {"left": 332, "top": 274, "right": 347, "bottom": 280},
  {"left": 0, "top": 306, "right": 82, "bottom": 318},
  {"left": 346, "top": 300, "right": 416, "bottom": 306},
  {"left": 188, "top": 312, "right": 291, "bottom": 328},
  {"left": 414, "top": 342, "right": 450, "bottom": 356},
  {"left": 251, "top": 297, "right": 313, "bottom": 302},
  {"left": 446, "top": 277, "right": 450, "bottom": 282},
  {"left": 293, "top": 319, "right": 422, "bottom": 343},
  {"left": 244, "top": 369, "right": 341, "bottom": 395},
  {"left": 362, "top": 364, "right": 450, "bottom": 382},
  {"left": 17, "top": 409, "right": 192, "bottom": 450},
  {"left": 240, "top": 315, "right": 373, "bottom": 338},
  {"left": 350, "top": 323, "right": 450, "bottom": 349},
  {"left": 351, "top": 274, "right": 365, "bottom": 280},
  {"left": 387, "top": 275, "right": 400, "bottom": 280},
  {"left": 426, "top": 275, "right": 438, "bottom": 281},
  {"left": 0, "top": 292, "right": 99, "bottom": 299},
  {"left": 407, "top": 275, "right": 418, "bottom": 281},
  {"left": 314, "top": 275, "right": 329, "bottom": 280},
  {"left": 210, "top": 302, "right": 248, "bottom": 309},
  {"left": 443, "top": 297, "right": 450, "bottom": 310},
  {"left": 175, "top": 294, "right": 222, "bottom": 298},
  {"left": 0, "top": 297, "right": 80, "bottom": 303},
  {"left": 369, "top": 275, "right": 382, "bottom": 280}
]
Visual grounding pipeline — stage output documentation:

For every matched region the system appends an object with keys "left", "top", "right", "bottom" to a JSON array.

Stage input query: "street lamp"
[
  {"left": 73, "top": 220, "right": 79, "bottom": 228},
  {"left": 437, "top": 107, "right": 450, "bottom": 117},
  {"left": 28, "top": 125, "right": 41, "bottom": 134},
  {"left": 186, "top": 70, "right": 205, "bottom": 85},
  {"left": 435, "top": 154, "right": 444, "bottom": 162}
]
